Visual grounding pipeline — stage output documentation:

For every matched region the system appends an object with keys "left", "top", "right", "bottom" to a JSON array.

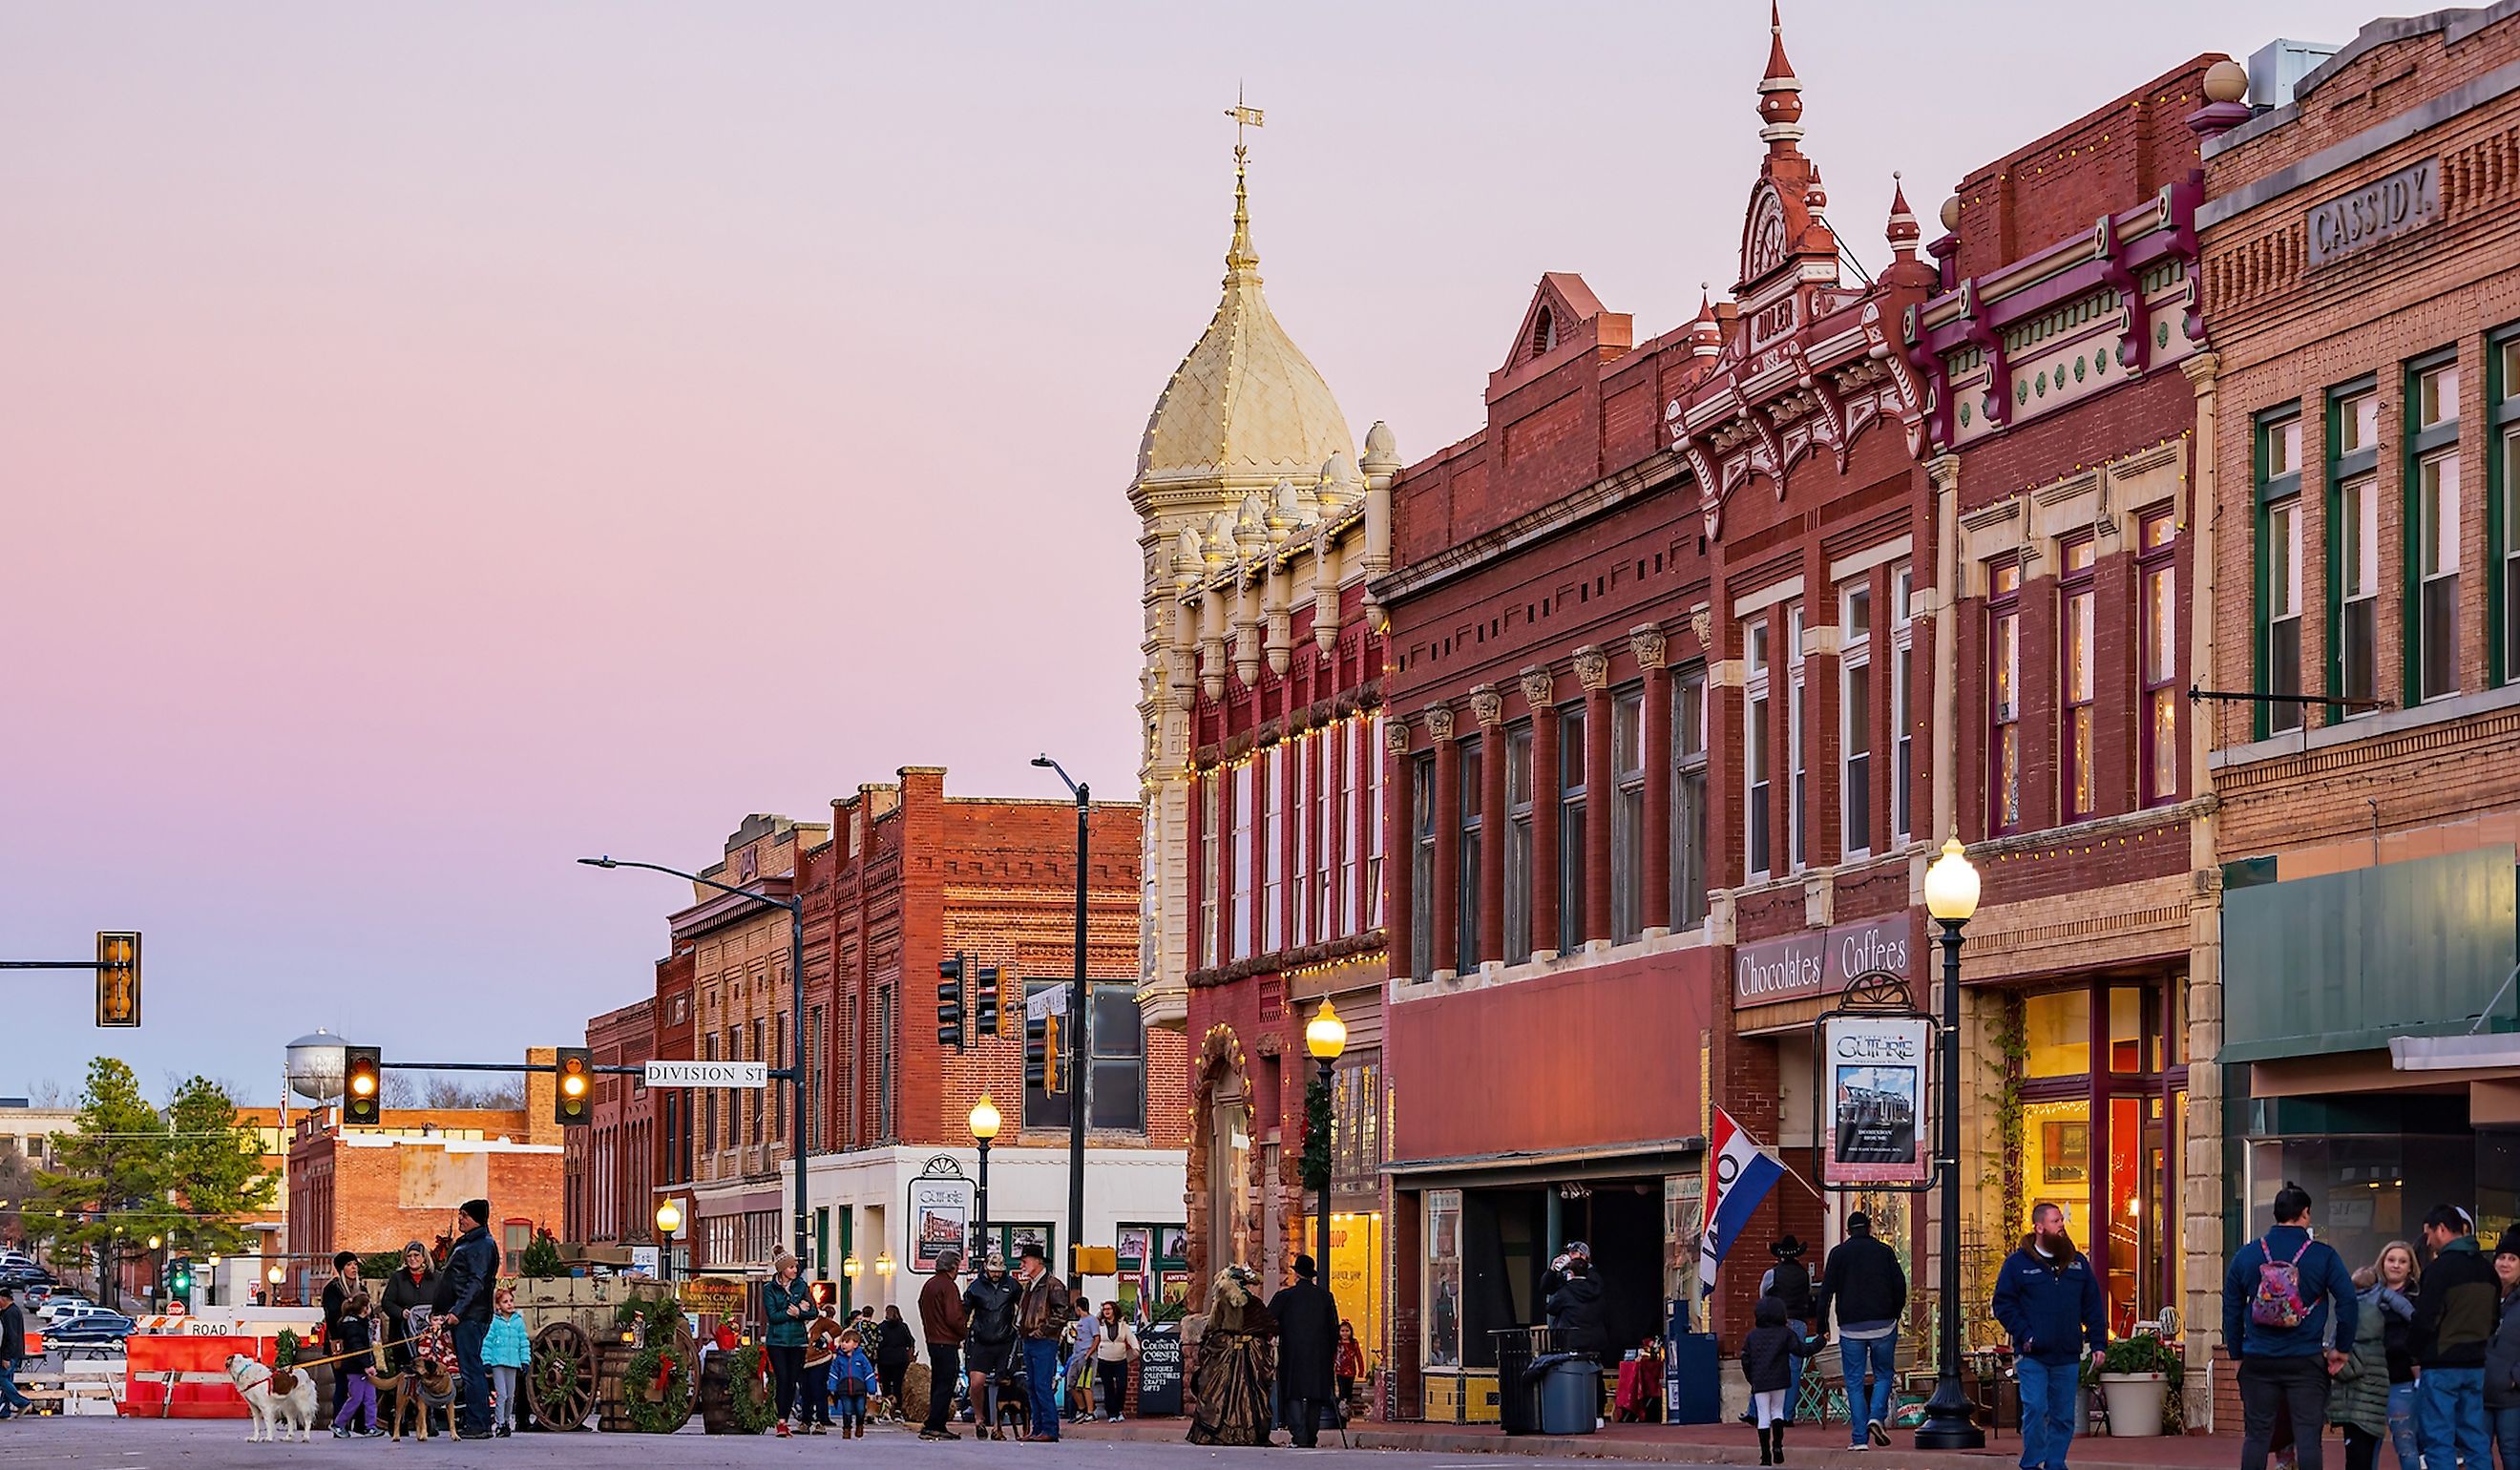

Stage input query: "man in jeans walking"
[
  {"left": 1815, "top": 1210, "right": 1907, "bottom": 1450},
  {"left": 2409, "top": 1204, "right": 2498, "bottom": 1470},
  {"left": 916, "top": 1249, "right": 968, "bottom": 1441},
  {"left": 1014, "top": 1244, "right": 1072, "bottom": 1443},
  {"left": 1992, "top": 1204, "right": 2107, "bottom": 1470},
  {"left": 2222, "top": 1182, "right": 2358, "bottom": 1470}
]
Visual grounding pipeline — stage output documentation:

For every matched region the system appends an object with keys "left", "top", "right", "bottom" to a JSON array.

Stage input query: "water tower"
[{"left": 285, "top": 1030, "right": 351, "bottom": 1105}]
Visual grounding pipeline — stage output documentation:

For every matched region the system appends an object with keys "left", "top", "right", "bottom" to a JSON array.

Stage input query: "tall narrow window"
[
  {"left": 2257, "top": 410, "right": 2305, "bottom": 735},
  {"left": 1840, "top": 579, "right": 1873, "bottom": 856},
  {"left": 1410, "top": 752, "right": 1435, "bottom": 979},
  {"left": 1457, "top": 738, "right": 1483, "bottom": 970},
  {"left": 1336, "top": 724, "right": 1358, "bottom": 936},
  {"left": 1365, "top": 718, "right": 1385, "bottom": 931},
  {"left": 1198, "top": 774, "right": 1219, "bottom": 967},
  {"left": 1315, "top": 725, "right": 1338, "bottom": 942},
  {"left": 1745, "top": 619, "right": 1772, "bottom": 879},
  {"left": 1989, "top": 563, "right": 2023, "bottom": 831},
  {"left": 2498, "top": 336, "right": 2520, "bottom": 684},
  {"left": 2331, "top": 387, "right": 2382, "bottom": 713},
  {"left": 2062, "top": 538, "right": 2099, "bottom": 814},
  {"left": 1611, "top": 686, "right": 1646, "bottom": 942},
  {"left": 1291, "top": 737, "right": 1310, "bottom": 949},
  {"left": 1787, "top": 602, "right": 1807, "bottom": 871},
  {"left": 1504, "top": 723, "right": 1535, "bottom": 963},
  {"left": 2140, "top": 513, "right": 2180, "bottom": 803},
  {"left": 1263, "top": 743, "right": 1285, "bottom": 951},
  {"left": 1558, "top": 704, "right": 1588, "bottom": 954},
  {"left": 2408, "top": 357, "right": 2463, "bottom": 703},
  {"left": 1890, "top": 563, "right": 1914, "bottom": 844},
  {"left": 1229, "top": 766, "right": 1252, "bottom": 961},
  {"left": 1672, "top": 665, "right": 1708, "bottom": 928}
]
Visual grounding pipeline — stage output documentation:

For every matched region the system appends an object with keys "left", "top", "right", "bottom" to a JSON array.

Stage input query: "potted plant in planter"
[{"left": 2085, "top": 1334, "right": 2180, "bottom": 1437}]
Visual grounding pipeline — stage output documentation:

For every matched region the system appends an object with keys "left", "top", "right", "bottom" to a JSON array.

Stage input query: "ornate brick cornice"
[
  {"left": 1574, "top": 644, "right": 1611, "bottom": 691},
  {"left": 1424, "top": 703, "right": 1458, "bottom": 743},
  {"left": 1630, "top": 623, "right": 1669, "bottom": 671},
  {"left": 1468, "top": 682, "right": 1504, "bottom": 726},
  {"left": 1519, "top": 665, "right": 1557, "bottom": 709}
]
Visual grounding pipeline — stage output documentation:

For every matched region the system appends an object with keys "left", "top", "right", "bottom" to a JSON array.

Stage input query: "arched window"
[{"left": 1530, "top": 307, "right": 1556, "bottom": 358}]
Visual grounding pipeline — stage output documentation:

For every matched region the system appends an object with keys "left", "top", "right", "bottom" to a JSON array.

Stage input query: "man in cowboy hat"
[
  {"left": 1013, "top": 1243, "right": 1071, "bottom": 1442},
  {"left": 1760, "top": 1236, "right": 1817, "bottom": 1424}
]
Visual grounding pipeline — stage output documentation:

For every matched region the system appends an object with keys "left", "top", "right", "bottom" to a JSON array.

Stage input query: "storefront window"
[
  {"left": 2020, "top": 1099, "right": 2093, "bottom": 1235},
  {"left": 1666, "top": 1174, "right": 1703, "bottom": 1321},
  {"left": 2024, "top": 990, "right": 2091, "bottom": 1079},
  {"left": 2108, "top": 987, "right": 2148, "bottom": 1074},
  {"left": 1425, "top": 1189, "right": 1463, "bottom": 1370}
]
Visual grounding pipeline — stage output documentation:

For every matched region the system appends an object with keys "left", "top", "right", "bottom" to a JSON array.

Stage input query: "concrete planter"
[{"left": 2097, "top": 1372, "right": 2168, "bottom": 1437}]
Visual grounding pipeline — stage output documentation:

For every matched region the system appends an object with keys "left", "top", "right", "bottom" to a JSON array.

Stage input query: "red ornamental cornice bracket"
[
  {"left": 1858, "top": 304, "right": 1928, "bottom": 457},
  {"left": 2096, "top": 210, "right": 2151, "bottom": 379},
  {"left": 1956, "top": 276, "right": 2008, "bottom": 430},
  {"left": 1668, "top": 397, "right": 1729, "bottom": 541},
  {"left": 1901, "top": 302, "right": 1954, "bottom": 452},
  {"left": 1803, "top": 368, "right": 1849, "bottom": 472}
]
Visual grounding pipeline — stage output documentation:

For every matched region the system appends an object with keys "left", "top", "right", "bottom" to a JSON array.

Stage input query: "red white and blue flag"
[{"left": 1699, "top": 1107, "right": 1786, "bottom": 1298}]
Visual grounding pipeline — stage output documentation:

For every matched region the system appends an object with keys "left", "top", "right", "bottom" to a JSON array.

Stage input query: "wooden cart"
[{"left": 507, "top": 1274, "right": 697, "bottom": 1433}]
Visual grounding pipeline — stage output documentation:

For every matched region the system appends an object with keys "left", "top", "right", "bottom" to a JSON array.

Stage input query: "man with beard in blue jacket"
[{"left": 1992, "top": 1204, "right": 2108, "bottom": 1470}]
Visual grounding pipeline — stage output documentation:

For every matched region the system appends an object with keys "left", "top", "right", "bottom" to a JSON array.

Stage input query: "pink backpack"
[{"left": 2249, "top": 1235, "right": 2315, "bottom": 1330}]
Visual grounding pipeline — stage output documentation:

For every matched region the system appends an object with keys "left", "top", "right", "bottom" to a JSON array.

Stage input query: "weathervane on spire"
[{"left": 1226, "top": 85, "right": 1265, "bottom": 167}]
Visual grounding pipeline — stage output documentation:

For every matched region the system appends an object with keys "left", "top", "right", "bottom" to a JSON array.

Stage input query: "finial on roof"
[
  {"left": 1885, "top": 170, "right": 1920, "bottom": 253},
  {"left": 1758, "top": 0, "right": 1805, "bottom": 146},
  {"left": 1689, "top": 283, "right": 1722, "bottom": 357},
  {"left": 1225, "top": 88, "right": 1266, "bottom": 279}
]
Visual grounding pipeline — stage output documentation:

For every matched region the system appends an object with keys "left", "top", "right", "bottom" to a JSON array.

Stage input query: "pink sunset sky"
[{"left": 3, "top": 1, "right": 2382, "bottom": 1100}]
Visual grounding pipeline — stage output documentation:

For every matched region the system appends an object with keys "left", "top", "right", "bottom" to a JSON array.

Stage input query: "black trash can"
[
  {"left": 1537, "top": 1356, "right": 1603, "bottom": 1436},
  {"left": 1492, "top": 1328, "right": 1563, "bottom": 1436}
]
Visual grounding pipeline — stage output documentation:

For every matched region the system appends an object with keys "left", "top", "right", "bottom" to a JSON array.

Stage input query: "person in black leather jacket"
[{"left": 438, "top": 1200, "right": 500, "bottom": 1440}]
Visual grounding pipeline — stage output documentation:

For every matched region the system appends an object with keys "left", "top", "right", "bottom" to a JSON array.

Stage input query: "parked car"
[
  {"left": 41, "top": 1298, "right": 103, "bottom": 1323},
  {"left": 46, "top": 1311, "right": 136, "bottom": 1343}
]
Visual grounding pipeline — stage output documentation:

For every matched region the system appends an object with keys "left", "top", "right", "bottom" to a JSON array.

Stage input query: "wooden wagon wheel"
[
  {"left": 651, "top": 1329, "right": 702, "bottom": 1435},
  {"left": 527, "top": 1321, "right": 598, "bottom": 1432}
]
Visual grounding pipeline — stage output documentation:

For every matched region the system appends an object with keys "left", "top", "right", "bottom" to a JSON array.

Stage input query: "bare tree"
[
  {"left": 382, "top": 1070, "right": 418, "bottom": 1110},
  {"left": 423, "top": 1076, "right": 524, "bottom": 1110},
  {"left": 30, "top": 1079, "right": 65, "bottom": 1107}
]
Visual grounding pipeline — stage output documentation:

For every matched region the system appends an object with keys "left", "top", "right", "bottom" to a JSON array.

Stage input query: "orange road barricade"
[{"left": 118, "top": 1334, "right": 273, "bottom": 1418}]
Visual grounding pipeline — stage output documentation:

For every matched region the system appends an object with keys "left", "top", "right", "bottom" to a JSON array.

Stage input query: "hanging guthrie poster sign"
[{"left": 1820, "top": 1015, "right": 1931, "bottom": 1186}]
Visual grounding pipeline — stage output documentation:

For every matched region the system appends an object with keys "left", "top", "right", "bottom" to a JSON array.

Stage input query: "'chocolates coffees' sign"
[{"left": 1732, "top": 915, "right": 1914, "bottom": 1008}]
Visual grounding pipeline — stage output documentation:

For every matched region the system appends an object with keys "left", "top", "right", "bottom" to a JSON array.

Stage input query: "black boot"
[
  {"left": 1772, "top": 1422, "right": 1787, "bottom": 1464},
  {"left": 1757, "top": 1425, "right": 1774, "bottom": 1466}
]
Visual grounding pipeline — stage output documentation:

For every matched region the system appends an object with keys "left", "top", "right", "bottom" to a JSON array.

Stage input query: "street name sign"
[{"left": 644, "top": 1060, "right": 769, "bottom": 1088}]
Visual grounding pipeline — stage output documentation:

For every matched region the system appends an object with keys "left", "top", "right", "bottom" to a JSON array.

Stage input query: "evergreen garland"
[
  {"left": 622, "top": 1344, "right": 692, "bottom": 1434},
  {"left": 725, "top": 1343, "right": 779, "bottom": 1435}
]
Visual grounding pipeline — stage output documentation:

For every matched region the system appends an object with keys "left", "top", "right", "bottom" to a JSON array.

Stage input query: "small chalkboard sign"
[{"left": 1135, "top": 1322, "right": 1184, "bottom": 1417}]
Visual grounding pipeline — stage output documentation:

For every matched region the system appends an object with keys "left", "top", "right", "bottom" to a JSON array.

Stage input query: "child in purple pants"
[{"left": 330, "top": 1292, "right": 380, "bottom": 1438}]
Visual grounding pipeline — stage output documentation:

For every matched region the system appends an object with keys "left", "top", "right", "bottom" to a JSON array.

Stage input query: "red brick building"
[
  {"left": 1906, "top": 54, "right": 2225, "bottom": 1374},
  {"left": 2195, "top": 1, "right": 2520, "bottom": 1389},
  {"left": 283, "top": 1082, "right": 564, "bottom": 1305},
  {"left": 612, "top": 771, "right": 1188, "bottom": 1321},
  {"left": 1374, "top": 12, "right": 1941, "bottom": 1414},
  {"left": 1128, "top": 135, "right": 1399, "bottom": 1341},
  {"left": 562, "top": 997, "right": 656, "bottom": 1250}
]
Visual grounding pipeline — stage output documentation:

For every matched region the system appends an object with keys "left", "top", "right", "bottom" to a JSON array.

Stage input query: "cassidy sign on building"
[
  {"left": 1732, "top": 916, "right": 1914, "bottom": 1008},
  {"left": 2305, "top": 158, "right": 2439, "bottom": 269}
]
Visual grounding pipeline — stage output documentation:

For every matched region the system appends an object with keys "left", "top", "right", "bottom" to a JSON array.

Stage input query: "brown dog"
[{"left": 366, "top": 1346, "right": 460, "bottom": 1442}]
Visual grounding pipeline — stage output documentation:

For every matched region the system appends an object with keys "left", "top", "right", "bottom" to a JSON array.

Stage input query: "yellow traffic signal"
[
  {"left": 344, "top": 1046, "right": 383, "bottom": 1126},
  {"left": 556, "top": 1047, "right": 593, "bottom": 1125},
  {"left": 94, "top": 931, "right": 141, "bottom": 1027}
]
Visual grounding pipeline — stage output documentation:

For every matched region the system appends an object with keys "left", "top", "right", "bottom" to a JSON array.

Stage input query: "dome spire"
[
  {"left": 1225, "top": 89, "right": 1266, "bottom": 280},
  {"left": 1757, "top": 0, "right": 1805, "bottom": 152},
  {"left": 1885, "top": 170, "right": 1920, "bottom": 257}
]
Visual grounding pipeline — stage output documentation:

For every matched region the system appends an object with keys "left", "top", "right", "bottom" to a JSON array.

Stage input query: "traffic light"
[
  {"left": 1024, "top": 1011, "right": 1047, "bottom": 1091},
  {"left": 555, "top": 1047, "right": 593, "bottom": 1125},
  {"left": 94, "top": 931, "right": 141, "bottom": 1028},
  {"left": 936, "top": 956, "right": 966, "bottom": 1051},
  {"left": 344, "top": 1046, "right": 383, "bottom": 1126},
  {"left": 974, "top": 965, "right": 1000, "bottom": 1038},
  {"left": 1043, "top": 1014, "right": 1065, "bottom": 1095},
  {"left": 169, "top": 1259, "right": 192, "bottom": 1296},
  {"left": 808, "top": 1279, "right": 836, "bottom": 1311}
]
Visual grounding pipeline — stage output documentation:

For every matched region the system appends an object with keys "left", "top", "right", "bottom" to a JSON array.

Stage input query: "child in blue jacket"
[{"left": 826, "top": 1329, "right": 877, "bottom": 1438}]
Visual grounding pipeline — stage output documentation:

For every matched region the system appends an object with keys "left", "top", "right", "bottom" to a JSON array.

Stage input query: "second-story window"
[
  {"left": 1458, "top": 737, "right": 1484, "bottom": 969},
  {"left": 1989, "top": 563, "right": 2023, "bottom": 831},
  {"left": 2498, "top": 335, "right": 2520, "bottom": 682},
  {"left": 2062, "top": 537, "right": 2098, "bottom": 815},
  {"left": 2257, "top": 410, "right": 2305, "bottom": 736},
  {"left": 1291, "top": 737, "right": 1311, "bottom": 950},
  {"left": 1230, "top": 765, "right": 1253, "bottom": 961},
  {"left": 1745, "top": 619, "right": 1773, "bottom": 879},
  {"left": 2331, "top": 386, "right": 2382, "bottom": 712},
  {"left": 1365, "top": 716, "right": 1386, "bottom": 931},
  {"left": 1505, "top": 722, "right": 1534, "bottom": 963},
  {"left": 1611, "top": 685, "right": 1646, "bottom": 943},
  {"left": 1558, "top": 703, "right": 1588, "bottom": 953},
  {"left": 1263, "top": 743, "right": 1285, "bottom": 951},
  {"left": 1672, "top": 664, "right": 1708, "bottom": 928},
  {"left": 2140, "top": 513, "right": 2181, "bottom": 804},
  {"left": 1314, "top": 725, "right": 1337, "bottom": 943},
  {"left": 1840, "top": 579, "right": 1873, "bottom": 857},
  {"left": 1891, "top": 562, "right": 1915, "bottom": 844},
  {"left": 1787, "top": 602, "right": 1808, "bottom": 871},
  {"left": 2410, "top": 357, "right": 2463, "bottom": 703},
  {"left": 1411, "top": 751, "right": 1435, "bottom": 979},
  {"left": 1198, "top": 774, "right": 1219, "bottom": 968}
]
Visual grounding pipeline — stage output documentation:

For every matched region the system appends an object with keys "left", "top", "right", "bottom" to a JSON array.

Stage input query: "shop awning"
[
  {"left": 1383, "top": 1134, "right": 1707, "bottom": 1186},
  {"left": 2389, "top": 1034, "right": 2520, "bottom": 1070}
]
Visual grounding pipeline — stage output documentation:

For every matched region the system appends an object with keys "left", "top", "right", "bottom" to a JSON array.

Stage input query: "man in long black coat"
[{"left": 1269, "top": 1254, "right": 1339, "bottom": 1447}]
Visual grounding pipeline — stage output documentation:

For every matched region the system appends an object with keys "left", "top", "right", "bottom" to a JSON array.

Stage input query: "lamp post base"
[{"left": 1912, "top": 1389, "right": 1985, "bottom": 1450}]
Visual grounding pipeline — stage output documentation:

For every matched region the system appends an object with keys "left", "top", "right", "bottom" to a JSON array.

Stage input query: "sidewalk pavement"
[{"left": 1062, "top": 1415, "right": 2241, "bottom": 1467}]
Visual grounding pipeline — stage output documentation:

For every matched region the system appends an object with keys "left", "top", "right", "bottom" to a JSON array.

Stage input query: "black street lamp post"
[
  {"left": 1913, "top": 834, "right": 1985, "bottom": 1452},
  {"left": 583, "top": 855, "right": 811, "bottom": 1274},
  {"left": 971, "top": 1097, "right": 1000, "bottom": 1265},
  {"left": 1031, "top": 756, "right": 1089, "bottom": 1284},
  {"left": 1303, "top": 1000, "right": 1347, "bottom": 1279}
]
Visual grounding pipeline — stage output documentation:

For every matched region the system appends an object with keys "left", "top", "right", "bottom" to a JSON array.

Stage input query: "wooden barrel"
[
  {"left": 595, "top": 1341, "right": 641, "bottom": 1433},
  {"left": 699, "top": 1353, "right": 739, "bottom": 1434}
]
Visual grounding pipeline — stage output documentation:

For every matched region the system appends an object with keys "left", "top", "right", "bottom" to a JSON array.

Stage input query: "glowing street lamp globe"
[
  {"left": 1923, "top": 833, "right": 1982, "bottom": 922},
  {"left": 1305, "top": 999, "right": 1348, "bottom": 1062}
]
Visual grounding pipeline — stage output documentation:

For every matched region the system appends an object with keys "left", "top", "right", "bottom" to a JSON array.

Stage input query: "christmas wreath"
[
  {"left": 725, "top": 1343, "right": 778, "bottom": 1436},
  {"left": 622, "top": 1343, "right": 693, "bottom": 1434}
]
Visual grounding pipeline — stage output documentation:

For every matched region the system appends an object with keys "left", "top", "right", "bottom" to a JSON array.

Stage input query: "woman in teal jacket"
[{"left": 763, "top": 1254, "right": 815, "bottom": 1438}]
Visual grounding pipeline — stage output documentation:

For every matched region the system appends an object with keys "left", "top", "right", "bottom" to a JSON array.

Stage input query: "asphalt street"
[{"left": 0, "top": 1418, "right": 1694, "bottom": 1469}]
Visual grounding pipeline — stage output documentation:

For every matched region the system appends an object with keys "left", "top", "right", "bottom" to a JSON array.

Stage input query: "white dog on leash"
[{"left": 226, "top": 1353, "right": 318, "bottom": 1442}]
